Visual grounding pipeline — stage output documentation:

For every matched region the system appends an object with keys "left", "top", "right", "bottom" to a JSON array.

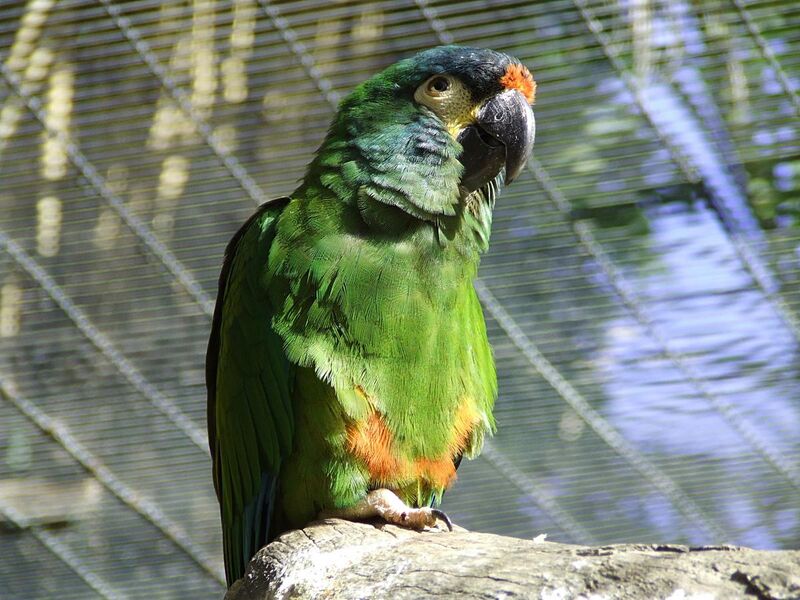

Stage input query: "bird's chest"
[{"left": 274, "top": 220, "right": 494, "bottom": 497}]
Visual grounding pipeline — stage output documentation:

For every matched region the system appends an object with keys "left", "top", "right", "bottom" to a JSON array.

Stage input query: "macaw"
[{"left": 207, "top": 45, "right": 536, "bottom": 586}]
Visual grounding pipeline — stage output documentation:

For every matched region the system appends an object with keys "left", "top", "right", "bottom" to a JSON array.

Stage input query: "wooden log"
[{"left": 224, "top": 519, "right": 800, "bottom": 599}]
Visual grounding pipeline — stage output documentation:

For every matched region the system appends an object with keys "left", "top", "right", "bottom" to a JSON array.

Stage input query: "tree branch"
[{"left": 225, "top": 519, "right": 800, "bottom": 599}]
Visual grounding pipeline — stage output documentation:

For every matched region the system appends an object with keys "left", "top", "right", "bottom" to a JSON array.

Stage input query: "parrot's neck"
[{"left": 295, "top": 102, "right": 496, "bottom": 256}]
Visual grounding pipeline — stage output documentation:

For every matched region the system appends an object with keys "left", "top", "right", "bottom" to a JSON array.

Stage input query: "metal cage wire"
[{"left": 0, "top": 0, "right": 799, "bottom": 598}]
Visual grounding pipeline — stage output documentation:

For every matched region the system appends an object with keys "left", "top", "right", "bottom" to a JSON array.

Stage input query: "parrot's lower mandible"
[{"left": 206, "top": 45, "right": 536, "bottom": 586}]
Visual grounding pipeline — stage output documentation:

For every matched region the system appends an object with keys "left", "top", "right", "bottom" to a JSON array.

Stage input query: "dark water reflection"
[
  {"left": 603, "top": 203, "right": 800, "bottom": 547},
  {"left": 446, "top": 197, "right": 800, "bottom": 550},
  {"left": 605, "top": 205, "right": 799, "bottom": 453}
]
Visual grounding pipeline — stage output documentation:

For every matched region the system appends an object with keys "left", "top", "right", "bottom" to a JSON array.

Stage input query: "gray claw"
[{"left": 431, "top": 508, "right": 453, "bottom": 531}]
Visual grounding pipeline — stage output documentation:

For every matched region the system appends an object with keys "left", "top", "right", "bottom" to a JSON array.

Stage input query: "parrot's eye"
[
  {"left": 414, "top": 74, "right": 472, "bottom": 129},
  {"left": 418, "top": 75, "right": 455, "bottom": 100},
  {"left": 428, "top": 76, "right": 450, "bottom": 94}
]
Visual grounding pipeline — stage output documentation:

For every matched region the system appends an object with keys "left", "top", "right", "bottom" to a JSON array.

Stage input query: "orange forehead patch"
[{"left": 500, "top": 63, "right": 536, "bottom": 104}]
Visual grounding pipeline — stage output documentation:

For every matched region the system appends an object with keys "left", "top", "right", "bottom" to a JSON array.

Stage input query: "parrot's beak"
[{"left": 457, "top": 89, "right": 535, "bottom": 195}]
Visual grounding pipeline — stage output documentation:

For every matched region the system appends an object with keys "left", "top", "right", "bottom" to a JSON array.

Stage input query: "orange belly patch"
[
  {"left": 345, "top": 396, "right": 482, "bottom": 489},
  {"left": 414, "top": 456, "right": 457, "bottom": 488},
  {"left": 346, "top": 411, "right": 405, "bottom": 484},
  {"left": 449, "top": 396, "right": 482, "bottom": 456}
]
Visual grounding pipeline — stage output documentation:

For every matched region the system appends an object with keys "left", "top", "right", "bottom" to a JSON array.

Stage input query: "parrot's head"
[
  {"left": 307, "top": 46, "right": 536, "bottom": 232},
  {"left": 398, "top": 45, "right": 536, "bottom": 195}
]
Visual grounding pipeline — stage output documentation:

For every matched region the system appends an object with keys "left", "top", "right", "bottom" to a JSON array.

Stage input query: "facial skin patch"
[{"left": 500, "top": 63, "right": 536, "bottom": 104}]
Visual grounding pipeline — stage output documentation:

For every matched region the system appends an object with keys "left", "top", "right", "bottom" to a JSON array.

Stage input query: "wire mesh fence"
[{"left": 1, "top": 0, "right": 799, "bottom": 598}]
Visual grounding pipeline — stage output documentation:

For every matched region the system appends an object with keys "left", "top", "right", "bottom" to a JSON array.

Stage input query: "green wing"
[{"left": 206, "top": 198, "right": 293, "bottom": 585}]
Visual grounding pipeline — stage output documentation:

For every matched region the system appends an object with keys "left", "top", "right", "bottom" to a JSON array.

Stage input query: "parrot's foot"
[{"left": 319, "top": 488, "right": 453, "bottom": 532}]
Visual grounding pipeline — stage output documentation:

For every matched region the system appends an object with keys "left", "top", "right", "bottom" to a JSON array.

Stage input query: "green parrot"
[{"left": 207, "top": 45, "right": 536, "bottom": 586}]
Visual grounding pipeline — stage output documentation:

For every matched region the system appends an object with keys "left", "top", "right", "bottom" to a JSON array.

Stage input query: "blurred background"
[{"left": 0, "top": 0, "right": 799, "bottom": 597}]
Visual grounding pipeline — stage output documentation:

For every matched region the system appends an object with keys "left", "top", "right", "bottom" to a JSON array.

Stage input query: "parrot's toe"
[
  {"left": 373, "top": 491, "right": 453, "bottom": 532},
  {"left": 390, "top": 506, "right": 438, "bottom": 530},
  {"left": 394, "top": 507, "right": 454, "bottom": 531},
  {"left": 317, "top": 488, "right": 454, "bottom": 532}
]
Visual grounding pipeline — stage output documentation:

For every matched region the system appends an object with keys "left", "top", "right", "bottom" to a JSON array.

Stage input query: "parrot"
[{"left": 206, "top": 45, "right": 536, "bottom": 586}]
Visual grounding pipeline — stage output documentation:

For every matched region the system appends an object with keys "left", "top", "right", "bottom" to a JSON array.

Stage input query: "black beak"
[{"left": 456, "top": 90, "right": 536, "bottom": 195}]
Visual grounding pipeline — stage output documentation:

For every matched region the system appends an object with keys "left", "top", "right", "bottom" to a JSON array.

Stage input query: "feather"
[{"left": 206, "top": 198, "right": 294, "bottom": 586}]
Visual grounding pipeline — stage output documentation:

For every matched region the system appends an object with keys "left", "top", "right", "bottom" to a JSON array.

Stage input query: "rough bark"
[{"left": 225, "top": 519, "right": 800, "bottom": 600}]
